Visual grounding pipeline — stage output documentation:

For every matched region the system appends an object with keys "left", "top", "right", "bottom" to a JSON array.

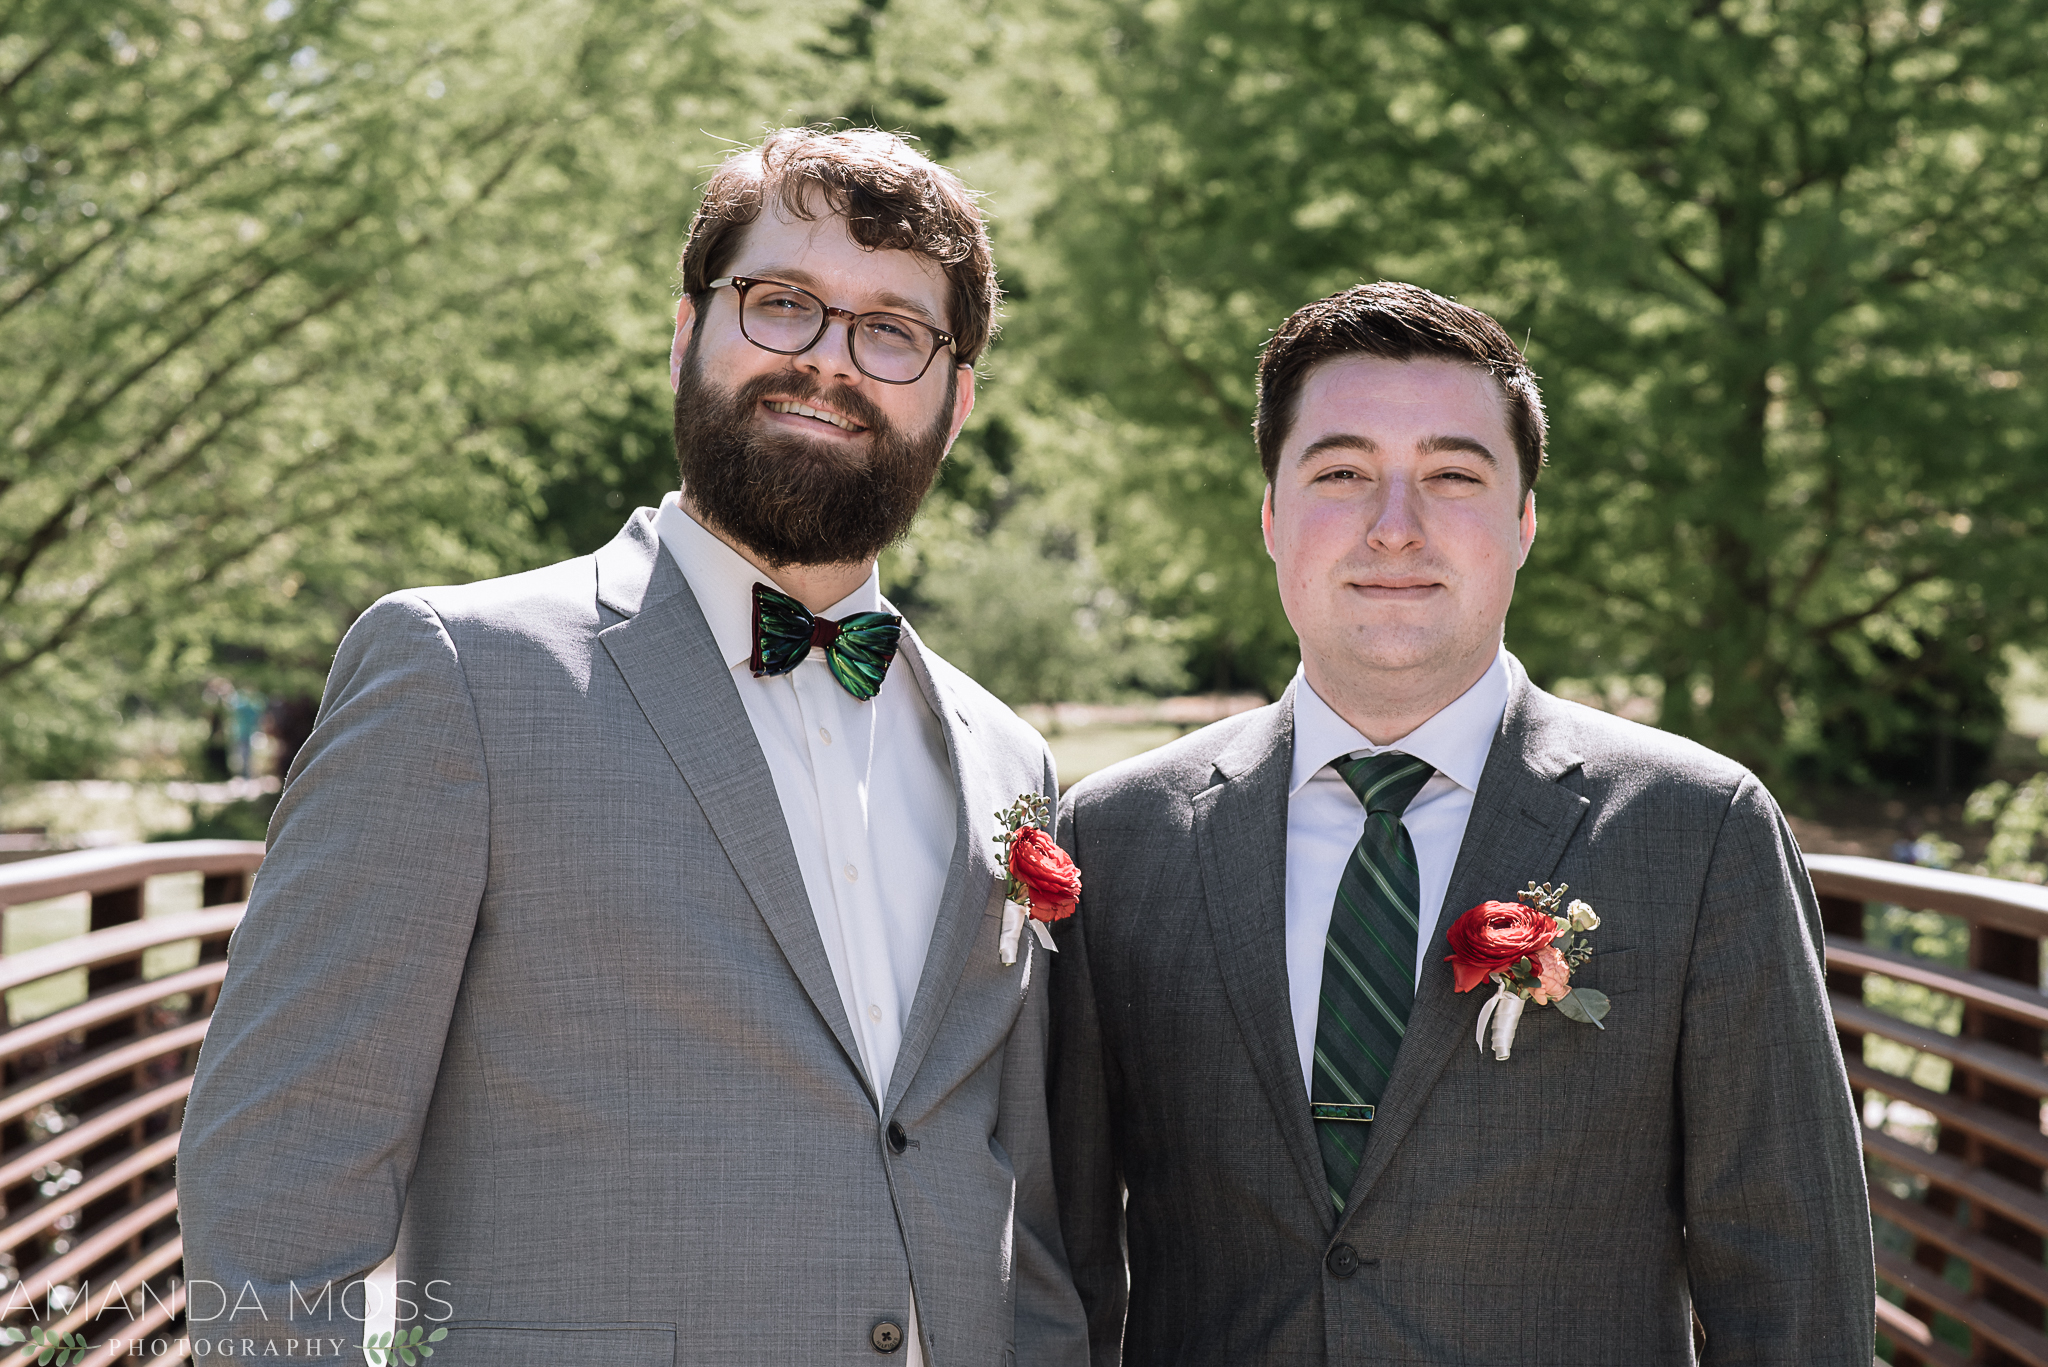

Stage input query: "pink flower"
[{"left": 1527, "top": 945, "right": 1571, "bottom": 1005}]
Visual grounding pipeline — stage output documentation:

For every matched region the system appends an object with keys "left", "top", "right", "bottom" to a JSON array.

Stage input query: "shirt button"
[
  {"left": 868, "top": 1004, "right": 882, "bottom": 1023},
  {"left": 819, "top": 726, "right": 832, "bottom": 745},
  {"left": 843, "top": 863, "right": 858, "bottom": 882}
]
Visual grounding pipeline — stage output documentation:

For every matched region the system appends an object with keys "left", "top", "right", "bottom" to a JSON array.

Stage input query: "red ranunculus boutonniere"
[
  {"left": 1445, "top": 882, "right": 1610, "bottom": 1060},
  {"left": 992, "top": 793, "right": 1080, "bottom": 965}
]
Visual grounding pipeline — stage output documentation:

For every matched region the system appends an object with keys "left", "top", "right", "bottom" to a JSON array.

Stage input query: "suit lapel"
[
  {"left": 880, "top": 626, "right": 1008, "bottom": 1118},
  {"left": 592, "top": 513, "right": 867, "bottom": 1088},
  {"left": 1192, "top": 688, "right": 1332, "bottom": 1226},
  {"left": 1338, "top": 662, "right": 1589, "bottom": 1222}
]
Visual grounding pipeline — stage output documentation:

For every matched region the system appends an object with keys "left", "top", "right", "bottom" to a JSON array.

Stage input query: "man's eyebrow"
[
  {"left": 1418, "top": 434, "right": 1501, "bottom": 466},
  {"left": 1295, "top": 431, "right": 1502, "bottom": 467},
  {"left": 1297, "top": 433, "right": 1378, "bottom": 463},
  {"left": 739, "top": 267, "right": 947, "bottom": 330},
  {"left": 869, "top": 290, "right": 947, "bottom": 331}
]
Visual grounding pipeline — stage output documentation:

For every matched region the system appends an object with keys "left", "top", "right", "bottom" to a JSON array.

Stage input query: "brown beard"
[{"left": 672, "top": 351, "right": 953, "bottom": 568}]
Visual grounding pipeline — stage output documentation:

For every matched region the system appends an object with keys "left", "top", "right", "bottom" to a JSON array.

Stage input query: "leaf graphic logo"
[
  {"left": 0, "top": 1327, "right": 92, "bottom": 1365},
  {"left": 363, "top": 1326, "right": 451, "bottom": 1365}
]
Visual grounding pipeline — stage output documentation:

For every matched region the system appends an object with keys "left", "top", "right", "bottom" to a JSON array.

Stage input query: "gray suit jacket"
[
  {"left": 180, "top": 509, "right": 1089, "bottom": 1366},
  {"left": 1049, "top": 661, "right": 1873, "bottom": 1365}
]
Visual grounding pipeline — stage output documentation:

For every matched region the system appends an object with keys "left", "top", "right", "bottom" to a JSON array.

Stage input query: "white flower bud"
[{"left": 1569, "top": 900, "right": 1600, "bottom": 932}]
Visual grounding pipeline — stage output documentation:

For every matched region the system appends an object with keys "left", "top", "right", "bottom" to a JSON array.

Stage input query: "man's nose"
[
  {"left": 1365, "top": 478, "right": 1425, "bottom": 552},
  {"left": 797, "top": 314, "right": 862, "bottom": 382}
]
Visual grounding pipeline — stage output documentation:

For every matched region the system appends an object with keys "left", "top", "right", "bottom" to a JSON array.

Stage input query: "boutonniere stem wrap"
[
  {"left": 1446, "top": 882, "right": 1609, "bottom": 1060},
  {"left": 993, "top": 793, "right": 1080, "bottom": 965}
]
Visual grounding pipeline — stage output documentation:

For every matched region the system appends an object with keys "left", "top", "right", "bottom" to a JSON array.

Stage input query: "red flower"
[
  {"left": 1444, "top": 900, "right": 1561, "bottom": 993},
  {"left": 1009, "top": 826, "right": 1081, "bottom": 923}
]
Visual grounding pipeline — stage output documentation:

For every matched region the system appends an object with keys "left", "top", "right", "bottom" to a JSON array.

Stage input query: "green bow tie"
[{"left": 749, "top": 582, "right": 902, "bottom": 702}]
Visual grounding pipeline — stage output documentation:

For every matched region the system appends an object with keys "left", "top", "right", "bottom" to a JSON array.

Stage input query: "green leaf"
[
  {"left": 1557, "top": 987, "right": 1611, "bottom": 1028},
  {"left": 427, "top": 1328, "right": 449, "bottom": 1343}
]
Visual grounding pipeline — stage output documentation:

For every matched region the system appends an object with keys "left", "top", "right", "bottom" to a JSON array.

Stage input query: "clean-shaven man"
[
  {"left": 1049, "top": 282, "right": 1873, "bottom": 1364},
  {"left": 180, "top": 127, "right": 1088, "bottom": 1367}
]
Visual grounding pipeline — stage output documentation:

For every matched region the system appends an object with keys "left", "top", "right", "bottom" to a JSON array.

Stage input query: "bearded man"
[{"left": 180, "top": 128, "right": 1089, "bottom": 1367}]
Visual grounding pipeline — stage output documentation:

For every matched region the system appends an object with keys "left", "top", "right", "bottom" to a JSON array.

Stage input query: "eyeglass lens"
[{"left": 738, "top": 284, "right": 940, "bottom": 383}]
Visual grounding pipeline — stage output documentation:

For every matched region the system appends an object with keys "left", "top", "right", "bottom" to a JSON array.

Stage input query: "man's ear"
[
  {"left": 1261, "top": 484, "right": 1277, "bottom": 560},
  {"left": 1518, "top": 489, "right": 1537, "bottom": 566},
  {"left": 669, "top": 296, "right": 695, "bottom": 394},
  {"left": 941, "top": 364, "right": 977, "bottom": 453}
]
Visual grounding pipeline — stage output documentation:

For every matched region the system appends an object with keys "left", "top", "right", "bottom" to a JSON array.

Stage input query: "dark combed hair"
[
  {"left": 678, "top": 127, "right": 999, "bottom": 366},
  {"left": 1253, "top": 281, "right": 1547, "bottom": 492}
]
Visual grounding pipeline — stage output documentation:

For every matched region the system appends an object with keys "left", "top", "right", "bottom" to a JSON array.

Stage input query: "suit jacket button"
[
  {"left": 871, "top": 1321, "right": 904, "bottom": 1353},
  {"left": 886, "top": 1121, "right": 908, "bottom": 1154},
  {"left": 1326, "top": 1243, "right": 1360, "bottom": 1278}
]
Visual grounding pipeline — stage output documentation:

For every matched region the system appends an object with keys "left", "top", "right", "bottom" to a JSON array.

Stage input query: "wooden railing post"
[
  {"left": 1820, "top": 891, "right": 1867, "bottom": 1059},
  {"left": 84, "top": 883, "right": 143, "bottom": 1056},
  {"left": 1967, "top": 924, "right": 2046, "bottom": 1360}
]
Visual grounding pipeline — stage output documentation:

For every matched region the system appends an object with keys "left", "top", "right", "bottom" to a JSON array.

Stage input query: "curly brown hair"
[{"left": 678, "top": 127, "right": 998, "bottom": 367}]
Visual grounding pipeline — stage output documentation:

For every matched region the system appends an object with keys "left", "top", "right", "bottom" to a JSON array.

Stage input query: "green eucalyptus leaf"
[{"left": 1557, "top": 987, "right": 1612, "bottom": 1028}]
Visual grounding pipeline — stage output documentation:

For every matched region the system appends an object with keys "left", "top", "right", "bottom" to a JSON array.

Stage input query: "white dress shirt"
[
  {"left": 656, "top": 494, "right": 955, "bottom": 1366},
  {"left": 1284, "top": 648, "right": 1510, "bottom": 1093},
  {"left": 654, "top": 492, "right": 957, "bottom": 1105}
]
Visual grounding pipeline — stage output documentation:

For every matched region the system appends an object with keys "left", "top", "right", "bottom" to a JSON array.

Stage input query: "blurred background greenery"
[{"left": 5, "top": 0, "right": 2048, "bottom": 831}]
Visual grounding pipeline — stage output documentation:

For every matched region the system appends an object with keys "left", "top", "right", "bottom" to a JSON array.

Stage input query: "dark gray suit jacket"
[
  {"left": 180, "top": 510, "right": 1089, "bottom": 1366},
  {"left": 1049, "top": 662, "right": 1873, "bottom": 1365}
]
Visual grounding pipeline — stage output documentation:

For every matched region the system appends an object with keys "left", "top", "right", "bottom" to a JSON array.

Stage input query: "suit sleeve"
[
  {"left": 178, "top": 593, "right": 489, "bottom": 1344},
  {"left": 1680, "top": 774, "right": 1875, "bottom": 1362},
  {"left": 1001, "top": 749, "right": 1092, "bottom": 1366},
  {"left": 1048, "top": 792, "right": 1129, "bottom": 1367}
]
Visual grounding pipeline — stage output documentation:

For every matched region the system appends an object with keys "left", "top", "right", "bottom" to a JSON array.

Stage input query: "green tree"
[
  {"left": 976, "top": 0, "right": 2048, "bottom": 784},
  {"left": 0, "top": 0, "right": 855, "bottom": 773}
]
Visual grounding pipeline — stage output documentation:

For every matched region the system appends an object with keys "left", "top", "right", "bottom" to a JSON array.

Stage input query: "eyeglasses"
[{"left": 708, "top": 276, "right": 957, "bottom": 385}]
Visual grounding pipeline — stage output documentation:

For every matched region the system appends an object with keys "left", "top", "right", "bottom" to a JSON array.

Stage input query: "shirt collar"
[
  {"left": 651, "top": 491, "right": 884, "bottom": 672},
  {"left": 1289, "top": 646, "right": 1511, "bottom": 798}
]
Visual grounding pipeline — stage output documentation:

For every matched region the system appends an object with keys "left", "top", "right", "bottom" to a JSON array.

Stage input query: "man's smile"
[
  {"left": 764, "top": 398, "right": 869, "bottom": 435},
  {"left": 1348, "top": 574, "right": 1444, "bottom": 599}
]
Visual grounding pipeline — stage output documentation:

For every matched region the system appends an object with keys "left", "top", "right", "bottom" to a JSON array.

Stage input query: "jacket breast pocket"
[
  {"left": 1570, "top": 946, "right": 1642, "bottom": 999},
  {"left": 427, "top": 1323, "right": 675, "bottom": 1367}
]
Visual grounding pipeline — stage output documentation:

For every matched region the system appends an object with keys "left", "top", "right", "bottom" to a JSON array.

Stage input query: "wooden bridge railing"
[
  {"left": 0, "top": 839, "right": 2039, "bottom": 1361},
  {"left": 0, "top": 841, "right": 263, "bottom": 1365},
  {"left": 1812, "top": 852, "right": 2048, "bottom": 1367}
]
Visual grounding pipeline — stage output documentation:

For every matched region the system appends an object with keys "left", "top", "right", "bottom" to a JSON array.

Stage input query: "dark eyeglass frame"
[{"left": 708, "top": 275, "right": 958, "bottom": 385}]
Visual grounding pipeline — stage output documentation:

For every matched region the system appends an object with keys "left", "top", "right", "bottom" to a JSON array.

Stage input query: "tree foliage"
[
  {"left": 976, "top": 0, "right": 2048, "bottom": 785},
  {"left": 6, "top": 0, "right": 2048, "bottom": 791}
]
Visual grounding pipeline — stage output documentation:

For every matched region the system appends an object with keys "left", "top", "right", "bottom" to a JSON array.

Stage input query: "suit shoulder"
[
  {"left": 1528, "top": 688, "right": 1761, "bottom": 808},
  {"left": 330, "top": 557, "right": 602, "bottom": 709},
  {"left": 406, "top": 554, "right": 599, "bottom": 633},
  {"left": 353, "top": 555, "right": 601, "bottom": 658},
  {"left": 1065, "top": 703, "right": 1278, "bottom": 818}
]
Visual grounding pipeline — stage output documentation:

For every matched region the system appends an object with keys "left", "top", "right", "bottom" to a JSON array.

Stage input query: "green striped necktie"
[{"left": 1311, "top": 751, "right": 1434, "bottom": 1213}]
